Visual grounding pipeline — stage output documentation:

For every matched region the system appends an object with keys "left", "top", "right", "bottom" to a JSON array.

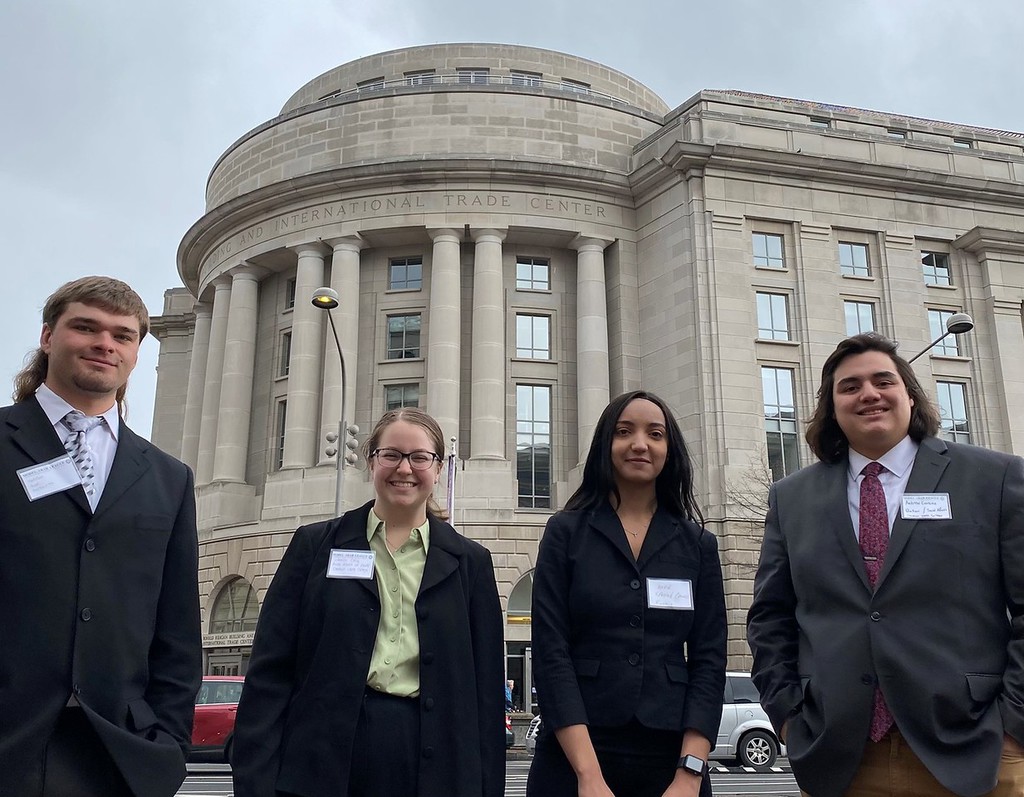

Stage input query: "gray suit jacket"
[{"left": 747, "top": 437, "right": 1024, "bottom": 797}]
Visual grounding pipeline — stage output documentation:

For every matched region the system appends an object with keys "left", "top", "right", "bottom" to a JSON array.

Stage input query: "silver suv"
[
  {"left": 525, "top": 671, "right": 784, "bottom": 768},
  {"left": 713, "top": 671, "right": 784, "bottom": 768}
]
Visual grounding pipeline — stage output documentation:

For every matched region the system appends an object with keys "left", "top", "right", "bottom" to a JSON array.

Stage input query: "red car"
[{"left": 190, "top": 675, "right": 245, "bottom": 761}]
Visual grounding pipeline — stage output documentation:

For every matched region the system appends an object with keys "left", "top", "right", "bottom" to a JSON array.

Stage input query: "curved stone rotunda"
[{"left": 152, "top": 43, "right": 1024, "bottom": 679}]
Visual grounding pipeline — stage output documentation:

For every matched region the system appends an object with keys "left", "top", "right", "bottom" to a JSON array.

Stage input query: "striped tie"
[{"left": 63, "top": 411, "right": 103, "bottom": 502}]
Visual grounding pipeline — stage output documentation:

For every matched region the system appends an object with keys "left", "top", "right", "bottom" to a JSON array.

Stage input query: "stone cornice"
[{"left": 954, "top": 227, "right": 1024, "bottom": 258}]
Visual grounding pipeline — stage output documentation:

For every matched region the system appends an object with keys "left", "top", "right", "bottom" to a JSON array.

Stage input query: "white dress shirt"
[{"left": 847, "top": 435, "right": 918, "bottom": 540}]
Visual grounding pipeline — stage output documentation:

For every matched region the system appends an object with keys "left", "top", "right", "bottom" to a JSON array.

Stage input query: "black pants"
[
  {"left": 526, "top": 720, "right": 714, "bottom": 797},
  {"left": 41, "top": 708, "right": 132, "bottom": 797},
  {"left": 347, "top": 687, "right": 421, "bottom": 797}
]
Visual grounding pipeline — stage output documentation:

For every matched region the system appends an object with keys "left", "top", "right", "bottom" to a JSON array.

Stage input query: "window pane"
[
  {"left": 389, "top": 257, "right": 423, "bottom": 290},
  {"left": 387, "top": 314, "right": 421, "bottom": 359},
  {"left": 928, "top": 309, "right": 960, "bottom": 356},
  {"left": 753, "top": 233, "right": 784, "bottom": 269},
  {"left": 516, "top": 257, "right": 550, "bottom": 290},
  {"left": 756, "top": 292, "right": 789, "bottom": 340},
  {"left": 844, "top": 301, "right": 875, "bottom": 335},
  {"left": 210, "top": 578, "right": 260, "bottom": 634},
  {"left": 516, "top": 314, "right": 551, "bottom": 358},
  {"left": 385, "top": 384, "right": 420, "bottom": 411},
  {"left": 922, "top": 252, "right": 952, "bottom": 286},
  {"left": 516, "top": 385, "right": 551, "bottom": 508},
  {"left": 839, "top": 242, "right": 870, "bottom": 277},
  {"left": 761, "top": 367, "right": 799, "bottom": 480},
  {"left": 936, "top": 382, "right": 971, "bottom": 443}
]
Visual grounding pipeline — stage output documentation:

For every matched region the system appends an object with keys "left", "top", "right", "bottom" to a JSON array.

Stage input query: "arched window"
[
  {"left": 210, "top": 577, "right": 259, "bottom": 634},
  {"left": 507, "top": 571, "right": 533, "bottom": 624}
]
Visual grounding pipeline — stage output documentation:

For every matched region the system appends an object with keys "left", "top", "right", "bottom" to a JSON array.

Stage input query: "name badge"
[
  {"left": 327, "top": 549, "right": 376, "bottom": 579},
  {"left": 901, "top": 493, "right": 952, "bottom": 520},
  {"left": 17, "top": 455, "right": 83, "bottom": 502},
  {"left": 647, "top": 578, "right": 694, "bottom": 611}
]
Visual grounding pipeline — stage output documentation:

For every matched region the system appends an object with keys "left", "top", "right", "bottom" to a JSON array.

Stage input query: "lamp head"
[
  {"left": 311, "top": 287, "right": 339, "bottom": 310},
  {"left": 945, "top": 312, "right": 974, "bottom": 335}
]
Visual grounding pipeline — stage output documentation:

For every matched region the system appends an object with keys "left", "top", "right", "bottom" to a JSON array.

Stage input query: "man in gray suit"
[{"left": 747, "top": 333, "right": 1024, "bottom": 796}]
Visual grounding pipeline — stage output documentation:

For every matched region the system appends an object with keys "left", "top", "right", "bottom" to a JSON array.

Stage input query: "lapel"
[
  {"left": 823, "top": 459, "right": 873, "bottom": 592},
  {"left": 331, "top": 502, "right": 379, "bottom": 600},
  {"left": 418, "top": 517, "right": 461, "bottom": 597},
  {"left": 92, "top": 423, "right": 151, "bottom": 521},
  {"left": 877, "top": 437, "right": 950, "bottom": 587},
  {"left": 635, "top": 508, "right": 682, "bottom": 570},
  {"left": 589, "top": 504, "right": 640, "bottom": 573},
  {"left": 7, "top": 398, "right": 91, "bottom": 516}
]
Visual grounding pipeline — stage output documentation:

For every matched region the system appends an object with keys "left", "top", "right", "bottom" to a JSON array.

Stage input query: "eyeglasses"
[{"left": 370, "top": 448, "right": 441, "bottom": 470}]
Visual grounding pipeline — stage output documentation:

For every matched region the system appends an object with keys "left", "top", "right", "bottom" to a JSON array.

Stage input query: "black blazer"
[
  {"left": 0, "top": 398, "right": 202, "bottom": 797},
  {"left": 532, "top": 503, "right": 727, "bottom": 746},
  {"left": 231, "top": 501, "right": 506, "bottom": 797},
  {"left": 747, "top": 438, "right": 1024, "bottom": 797}
]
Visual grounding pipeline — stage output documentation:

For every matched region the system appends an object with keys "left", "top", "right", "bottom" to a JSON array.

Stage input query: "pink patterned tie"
[{"left": 860, "top": 461, "right": 894, "bottom": 742}]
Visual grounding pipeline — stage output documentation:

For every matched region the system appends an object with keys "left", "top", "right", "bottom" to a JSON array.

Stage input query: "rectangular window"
[
  {"left": 761, "top": 367, "right": 799, "bottom": 481},
  {"left": 516, "top": 257, "right": 550, "bottom": 291},
  {"left": 516, "top": 314, "right": 551, "bottom": 359},
  {"left": 457, "top": 68, "right": 489, "bottom": 85},
  {"left": 808, "top": 116, "right": 831, "bottom": 128},
  {"left": 389, "top": 257, "right": 423, "bottom": 290},
  {"left": 273, "top": 401, "right": 287, "bottom": 471},
  {"left": 386, "top": 314, "right": 422, "bottom": 359},
  {"left": 278, "top": 331, "right": 292, "bottom": 377},
  {"left": 516, "top": 385, "right": 551, "bottom": 509},
  {"left": 922, "top": 252, "right": 952, "bottom": 286},
  {"left": 952, "top": 138, "right": 973, "bottom": 149},
  {"left": 385, "top": 384, "right": 420, "bottom": 411},
  {"left": 285, "top": 278, "right": 296, "bottom": 310},
  {"left": 357, "top": 76, "right": 385, "bottom": 91},
  {"left": 886, "top": 129, "right": 907, "bottom": 140},
  {"left": 752, "top": 232, "right": 785, "bottom": 269},
  {"left": 561, "top": 78, "right": 590, "bottom": 94},
  {"left": 936, "top": 382, "right": 971, "bottom": 443},
  {"left": 404, "top": 70, "right": 438, "bottom": 86},
  {"left": 844, "top": 301, "right": 876, "bottom": 336},
  {"left": 928, "top": 309, "right": 961, "bottom": 356},
  {"left": 510, "top": 70, "right": 542, "bottom": 87},
  {"left": 839, "top": 242, "right": 870, "bottom": 277},
  {"left": 755, "top": 293, "right": 790, "bottom": 341}
]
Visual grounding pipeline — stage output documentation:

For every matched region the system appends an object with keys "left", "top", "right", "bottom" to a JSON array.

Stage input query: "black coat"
[
  {"left": 231, "top": 501, "right": 506, "bottom": 797},
  {"left": 0, "top": 398, "right": 202, "bottom": 797},
  {"left": 532, "top": 503, "right": 727, "bottom": 745}
]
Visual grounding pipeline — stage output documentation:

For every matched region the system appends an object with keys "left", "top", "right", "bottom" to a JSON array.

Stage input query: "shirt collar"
[
  {"left": 848, "top": 434, "right": 918, "bottom": 479},
  {"left": 366, "top": 507, "right": 430, "bottom": 553},
  {"left": 35, "top": 383, "right": 120, "bottom": 442}
]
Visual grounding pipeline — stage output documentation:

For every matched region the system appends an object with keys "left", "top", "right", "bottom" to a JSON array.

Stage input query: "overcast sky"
[{"left": 1, "top": 0, "right": 1021, "bottom": 439}]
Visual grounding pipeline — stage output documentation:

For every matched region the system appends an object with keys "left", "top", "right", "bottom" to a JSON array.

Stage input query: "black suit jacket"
[
  {"left": 231, "top": 501, "right": 506, "bottom": 797},
  {"left": 0, "top": 397, "right": 202, "bottom": 797},
  {"left": 532, "top": 504, "right": 727, "bottom": 746},
  {"left": 747, "top": 438, "right": 1024, "bottom": 797}
]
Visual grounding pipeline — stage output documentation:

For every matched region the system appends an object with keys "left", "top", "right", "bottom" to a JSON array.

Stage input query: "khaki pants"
[{"left": 801, "top": 730, "right": 1024, "bottom": 797}]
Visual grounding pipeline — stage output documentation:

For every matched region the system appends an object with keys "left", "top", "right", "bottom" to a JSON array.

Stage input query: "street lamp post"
[
  {"left": 311, "top": 287, "right": 358, "bottom": 516},
  {"left": 907, "top": 312, "right": 974, "bottom": 363}
]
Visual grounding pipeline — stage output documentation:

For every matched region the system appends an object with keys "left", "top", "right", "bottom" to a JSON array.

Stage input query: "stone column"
[
  {"left": 212, "top": 266, "right": 260, "bottom": 483},
  {"left": 196, "top": 279, "right": 231, "bottom": 485},
  {"left": 319, "top": 236, "right": 363, "bottom": 464},
  {"left": 180, "top": 301, "right": 212, "bottom": 472},
  {"left": 470, "top": 228, "right": 507, "bottom": 460},
  {"left": 282, "top": 243, "right": 327, "bottom": 469},
  {"left": 574, "top": 236, "right": 612, "bottom": 462},
  {"left": 426, "top": 228, "right": 462, "bottom": 446}
]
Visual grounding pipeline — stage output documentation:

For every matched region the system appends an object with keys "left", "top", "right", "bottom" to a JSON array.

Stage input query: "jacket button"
[
  {"left": 84, "top": 538, "right": 96, "bottom": 552},
  {"left": 629, "top": 579, "right": 641, "bottom": 590},
  {"left": 870, "top": 611, "right": 881, "bottom": 622},
  {"left": 424, "top": 697, "right": 435, "bottom": 710},
  {"left": 80, "top": 608, "right": 92, "bottom": 621},
  {"left": 629, "top": 615, "right": 641, "bottom": 627},
  {"left": 628, "top": 653, "right": 640, "bottom": 666},
  {"left": 422, "top": 652, "right": 434, "bottom": 665},
  {"left": 422, "top": 746, "right": 434, "bottom": 759},
  {"left": 73, "top": 684, "right": 81, "bottom": 695}
]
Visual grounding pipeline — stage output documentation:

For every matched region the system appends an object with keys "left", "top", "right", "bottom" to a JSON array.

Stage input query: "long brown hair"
[
  {"left": 806, "top": 333, "right": 940, "bottom": 463},
  {"left": 362, "top": 407, "right": 449, "bottom": 521},
  {"left": 13, "top": 276, "right": 150, "bottom": 417}
]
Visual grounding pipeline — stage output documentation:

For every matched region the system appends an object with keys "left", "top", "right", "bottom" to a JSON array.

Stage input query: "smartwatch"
[{"left": 677, "top": 754, "right": 707, "bottom": 777}]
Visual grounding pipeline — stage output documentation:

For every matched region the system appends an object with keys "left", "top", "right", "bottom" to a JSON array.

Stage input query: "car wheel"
[{"left": 738, "top": 729, "right": 777, "bottom": 768}]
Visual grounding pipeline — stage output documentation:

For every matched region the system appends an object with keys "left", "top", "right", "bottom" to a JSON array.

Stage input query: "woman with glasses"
[
  {"left": 527, "top": 391, "right": 727, "bottom": 797},
  {"left": 232, "top": 408, "right": 505, "bottom": 797}
]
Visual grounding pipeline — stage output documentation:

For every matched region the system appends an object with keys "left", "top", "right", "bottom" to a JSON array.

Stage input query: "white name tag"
[
  {"left": 901, "top": 493, "right": 952, "bottom": 520},
  {"left": 647, "top": 578, "right": 694, "bottom": 611},
  {"left": 17, "top": 455, "right": 83, "bottom": 502},
  {"left": 327, "top": 549, "right": 376, "bottom": 579}
]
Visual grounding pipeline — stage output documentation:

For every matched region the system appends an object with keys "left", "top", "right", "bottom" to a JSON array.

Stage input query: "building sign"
[{"left": 203, "top": 631, "right": 255, "bottom": 648}]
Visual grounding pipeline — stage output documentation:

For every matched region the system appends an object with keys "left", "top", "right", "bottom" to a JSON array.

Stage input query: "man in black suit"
[
  {"left": 747, "top": 333, "right": 1024, "bottom": 796},
  {"left": 1, "top": 276, "right": 202, "bottom": 797}
]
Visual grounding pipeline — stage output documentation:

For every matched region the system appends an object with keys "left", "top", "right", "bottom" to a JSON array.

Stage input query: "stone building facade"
[{"left": 151, "top": 44, "right": 1024, "bottom": 696}]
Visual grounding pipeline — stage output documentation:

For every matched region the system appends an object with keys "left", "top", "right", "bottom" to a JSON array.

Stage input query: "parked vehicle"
[
  {"left": 190, "top": 675, "right": 245, "bottom": 762},
  {"left": 523, "top": 672, "right": 783, "bottom": 767},
  {"left": 714, "top": 671, "right": 784, "bottom": 768}
]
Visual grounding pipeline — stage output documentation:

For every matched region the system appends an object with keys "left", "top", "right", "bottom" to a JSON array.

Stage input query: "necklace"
[{"left": 624, "top": 521, "right": 650, "bottom": 539}]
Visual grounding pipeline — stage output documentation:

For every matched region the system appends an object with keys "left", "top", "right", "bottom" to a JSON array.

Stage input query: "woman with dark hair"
[
  {"left": 232, "top": 408, "right": 505, "bottom": 797},
  {"left": 528, "top": 391, "right": 727, "bottom": 797}
]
